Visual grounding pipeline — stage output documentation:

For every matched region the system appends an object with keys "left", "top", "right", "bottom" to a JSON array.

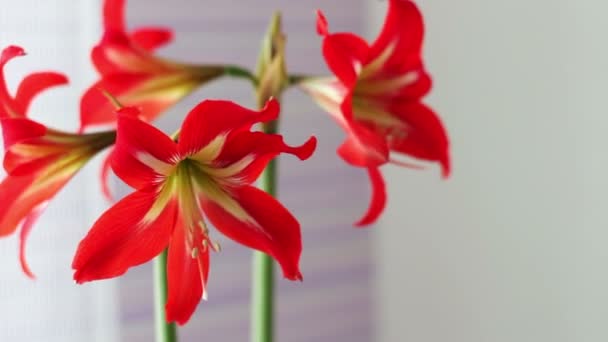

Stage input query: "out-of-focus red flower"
[
  {"left": 301, "top": 0, "right": 450, "bottom": 226},
  {"left": 79, "top": 0, "right": 224, "bottom": 131},
  {"left": 72, "top": 99, "right": 316, "bottom": 324},
  {"left": 0, "top": 45, "right": 116, "bottom": 278},
  {"left": 0, "top": 120, "right": 115, "bottom": 278}
]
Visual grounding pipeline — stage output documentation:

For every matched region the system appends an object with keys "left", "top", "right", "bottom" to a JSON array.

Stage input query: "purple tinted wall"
[{"left": 116, "top": 1, "right": 373, "bottom": 341}]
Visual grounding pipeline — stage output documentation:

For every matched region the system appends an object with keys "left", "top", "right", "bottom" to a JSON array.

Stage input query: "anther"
[
  {"left": 191, "top": 247, "right": 199, "bottom": 259},
  {"left": 211, "top": 241, "right": 222, "bottom": 253}
]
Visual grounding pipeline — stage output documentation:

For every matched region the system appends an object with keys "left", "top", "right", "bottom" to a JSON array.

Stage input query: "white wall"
[{"left": 371, "top": 1, "right": 608, "bottom": 341}]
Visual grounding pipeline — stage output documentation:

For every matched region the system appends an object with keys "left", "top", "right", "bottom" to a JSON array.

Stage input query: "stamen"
[
  {"left": 191, "top": 247, "right": 199, "bottom": 259},
  {"left": 389, "top": 158, "right": 425, "bottom": 170},
  {"left": 198, "top": 220, "right": 209, "bottom": 235},
  {"left": 198, "top": 218, "right": 222, "bottom": 253},
  {"left": 100, "top": 89, "right": 124, "bottom": 109}
]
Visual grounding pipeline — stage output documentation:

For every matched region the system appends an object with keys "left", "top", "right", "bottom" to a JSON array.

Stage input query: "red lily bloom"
[
  {"left": 301, "top": 0, "right": 450, "bottom": 226},
  {"left": 0, "top": 119, "right": 115, "bottom": 278},
  {"left": 79, "top": 0, "right": 224, "bottom": 131},
  {"left": 0, "top": 45, "right": 116, "bottom": 278},
  {"left": 72, "top": 99, "right": 316, "bottom": 324}
]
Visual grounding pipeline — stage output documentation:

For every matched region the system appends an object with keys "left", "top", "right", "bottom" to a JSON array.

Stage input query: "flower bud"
[{"left": 255, "top": 11, "right": 288, "bottom": 109}]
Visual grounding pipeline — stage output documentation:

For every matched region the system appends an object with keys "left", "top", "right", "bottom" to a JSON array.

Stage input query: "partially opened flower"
[
  {"left": 72, "top": 99, "right": 316, "bottom": 324},
  {"left": 79, "top": 0, "right": 224, "bottom": 131},
  {"left": 300, "top": 0, "right": 450, "bottom": 226}
]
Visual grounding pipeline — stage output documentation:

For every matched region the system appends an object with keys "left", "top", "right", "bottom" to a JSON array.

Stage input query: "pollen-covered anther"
[
  {"left": 191, "top": 247, "right": 199, "bottom": 259},
  {"left": 201, "top": 236, "right": 222, "bottom": 253}
]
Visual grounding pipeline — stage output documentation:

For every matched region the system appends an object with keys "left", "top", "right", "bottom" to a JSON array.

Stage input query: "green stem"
[
  {"left": 154, "top": 249, "right": 178, "bottom": 342},
  {"left": 224, "top": 65, "right": 259, "bottom": 86},
  {"left": 251, "top": 119, "right": 278, "bottom": 342}
]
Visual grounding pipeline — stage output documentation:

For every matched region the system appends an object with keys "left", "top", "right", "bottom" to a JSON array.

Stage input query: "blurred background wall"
[{"left": 372, "top": 1, "right": 608, "bottom": 342}]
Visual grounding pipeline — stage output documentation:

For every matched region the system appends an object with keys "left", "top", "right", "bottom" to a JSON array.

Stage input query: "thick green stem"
[
  {"left": 251, "top": 250, "right": 275, "bottom": 342},
  {"left": 250, "top": 119, "right": 278, "bottom": 342},
  {"left": 154, "top": 249, "right": 178, "bottom": 342}
]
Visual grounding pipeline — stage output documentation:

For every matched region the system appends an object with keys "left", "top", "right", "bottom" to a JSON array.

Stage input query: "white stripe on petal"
[
  {"left": 355, "top": 71, "right": 419, "bottom": 95},
  {"left": 201, "top": 155, "right": 255, "bottom": 182},
  {"left": 190, "top": 134, "right": 227, "bottom": 162},
  {"left": 359, "top": 41, "right": 396, "bottom": 80},
  {"left": 196, "top": 177, "right": 265, "bottom": 235},
  {"left": 136, "top": 151, "right": 176, "bottom": 175}
]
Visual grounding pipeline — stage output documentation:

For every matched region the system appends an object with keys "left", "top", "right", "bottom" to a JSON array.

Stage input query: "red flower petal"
[
  {"left": 355, "top": 167, "right": 387, "bottom": 226},
  {"left": 369, "top": 0, "right": 425, "bottom": 73},
  {"left": 0, "top": 46, "right": 25, "bottom": 66},
  {"left": 72, "top": 188, "right": 177, "bottom": 283},
  {"left": 210, "top": 132, "right": 316, "bottom": 185},
  {"left": 395, "top": 70, "right": 432, "bottom": 101},
  {"left": 100, "top": 150, "right": 114, "bottom": 201},
  {"left": 0, "top": 173, "right": 66, "bottom": 239},
  {"left": 322, "top": 32, "right": 369, "bottom": 87},
  {"left": 337, "top": 119, "right": 389, "bottom": 168},
  {"left": 166, "top": 216, "right": 209, "bottom": 325},
  {"left": 0, "top": 46, "right": 26, "bottom": 118},
  {"left": 316, "top": 10, "right": 329, "bottom": 36},
  {"left": 14, "top": 72, "right": 69, "bottom": 115},
  {"left": 1, "top": 117, "right": 46, "bottom": 150},
  {"left": 390, "top": 102, "right": 450, "bottom": 177},
  {"left": 80, "top": 73, "right": 197, "bottom": 130},
  {"left": 112, "top": 110, "right": 178, "bottom": 189},
  {"left": 79, "top": 82, "right": 114, "bottom": 131},
  {"left": 130, "top": 27, "right": 174, "bottom": 51},
  {"left": 103, "top": 0, "right": 126, "bottom": 32},
  {"left": 178, "top": 99, "right": 279, "bottom": 158},
  {"left": 201, "top": 186, "right": 302, "bottom": 280},
  {"left": 19, "top": 204, "right": 46, "bottom": 279}
]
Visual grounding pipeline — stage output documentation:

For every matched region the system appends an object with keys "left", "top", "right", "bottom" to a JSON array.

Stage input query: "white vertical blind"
[{"left": 0, "top": 1, "right": 119, "bottom": 341}]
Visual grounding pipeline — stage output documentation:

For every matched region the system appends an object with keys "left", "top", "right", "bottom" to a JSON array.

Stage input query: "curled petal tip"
[
  {"left": 440, "top": 154, "right": 451, "bottom": 179},
  {"left": 1, "top": 46, "right": 26, "bottom": 66},
  {"left": 354, "top": 168, "right": 386, "bottom": 227},
  {"left": 260, "top": 97, "right": 280, "bottom": 121},
  {"left": 20, "top": 262, "right": 36, "bottom": 279},
  {"left": 19, "top": 209, "right": 44, "bottom": 279},
  {"left": 316, "top": 10, "right": 329, "bottom": 36},
  {"left": 293, "top": 136, "right": 317, "bottom": 161},
  {"left": 354, "top": 215, "right": 377, "bottom": 228},
  {"left": 285, "top": 270, "right": 303, "bottom": 281}
]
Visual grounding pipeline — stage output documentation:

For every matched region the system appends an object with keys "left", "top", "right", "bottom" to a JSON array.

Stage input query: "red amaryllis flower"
[
  {"left": 300, "top": 0, "right": 450, "bottom": 226},
  {"left": 72, "top": 99, "right": 316, "bottom": 324},
  {"left": 0, "top": 119, "right": 115, "bottom": 278},
  {"left": 79, "top": 0, "right": 224, "bottom": 131},
  {"left": 0, "top": 45, "right": 116, "bottom": 278}
]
